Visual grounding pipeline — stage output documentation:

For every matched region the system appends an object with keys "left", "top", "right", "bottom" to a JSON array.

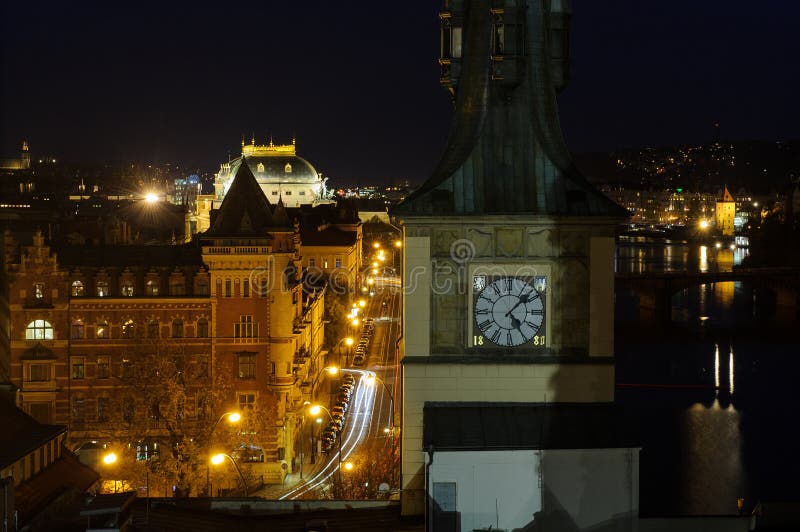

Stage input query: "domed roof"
[
  {"left": 232, "top": 139, "right": 320, "bottom": 184},
  {"left": 243, "top": 154, "right": 319, "bottom": 184}
]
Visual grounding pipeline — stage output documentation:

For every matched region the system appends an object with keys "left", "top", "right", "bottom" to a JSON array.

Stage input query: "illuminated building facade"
[
  {"left": 715, "top": 185, "right": 736, "bottom": 236},
  {"left": 0, "top": 141, "right": 31, "bottom": 171}
]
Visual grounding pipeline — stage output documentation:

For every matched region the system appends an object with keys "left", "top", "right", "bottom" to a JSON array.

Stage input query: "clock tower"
[{"left": 394, "top": 1, "right": 636, "bottom": 528}]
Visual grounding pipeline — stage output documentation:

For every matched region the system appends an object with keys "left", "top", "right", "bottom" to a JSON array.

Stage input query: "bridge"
[{"left": 615, "top": 267, "right": 800, "bottom": 323}]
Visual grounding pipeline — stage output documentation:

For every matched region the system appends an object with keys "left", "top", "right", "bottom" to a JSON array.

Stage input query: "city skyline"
[{"left": 2, "top": 1, "right": 799, "bottom": 184}]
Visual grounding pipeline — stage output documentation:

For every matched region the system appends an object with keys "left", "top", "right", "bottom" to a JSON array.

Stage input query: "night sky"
[{"left": 2, "top": 1, "right": 798, "bottom": 185}]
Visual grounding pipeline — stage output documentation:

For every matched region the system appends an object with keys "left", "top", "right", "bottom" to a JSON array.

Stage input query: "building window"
[
  {"left": 71, "top": 319, "right": 85, "bottom": 339},
  {"left": 96, "top": 320, "right": 110, "bottom": 339},
  {"left": 122, "top": 319, "right": 135, "bottom": 338},
  {"left": 260, "top": 279, "right": 268, "bottom": 297},
  {"left": 71, "top": 280, "right": 85, "bottom": 296},
  {"left": 122, "top": 397, "right": 134, "bottom": 423},
  {"left": 196, "top": 279, "right": 209, "bottom": 295},
  {"left": 234, "top": 315, "right": 256, "bottom": 338},
  {"left": 269, "top": 361, "right": 276, "bottom": 374},
  {"left": 170, "top": 282, "right": 185, "bottom": 296},
  {"left": 237, "top": 353, "right": 256, "bottom": 379},
  {"left": 323, "top": 259, "right": 329, "bottom": 269},
  {"left": 147, "top": 319, "right": 160, "bottom": 339},
  {"left": 243, "top": 279, "right": 250, "bottom": 297},
  {"left": 257, "top": 162, "right": 265, "bottom": 172},
  {"left": 225, "top": 279, "right": 232, "bottom": 297},
  {"left": 335, "top": 258, "right": 342, "bottom": 268},
  {"left": 238, "top": 393, "right": 256, "bottom": 411},
  {"left": 172, "top": 318, "right": 184, "bottom": 338},
  {"left": 97, "top": 356, "right": 110, "bottom": 379},
  {"left": 285, "top": 163, "right": 292, "bottom": 173},
  {"left": 72, "top": 357, "right": 85, "bottom": 379},
  {"left": 309, "top": 258, "right": 316, "bottom": 268},
  {"left": 299, "top": 191, "right": 305, "bottom": 196},
  {"left": 285, "top": 191, "right": 292, "bottom": 196},
  {"left": 146, "top": 280, "right": 159, "bottom": 296},
  {"left": 234, "top": 278, "right": 240, "bottom": 296},
  {"left": 121, "top": 359, "right": 133, "bottom": 379},
  {"left": 96, "top": 281, "right": 109, "bottom": 297},
  {"left": 97, "top": 397, "right": 109, "bottom": 422},
  {"left": 196, "top": 318, "right": 208, "bottom": 338},
  {"left": 29, "top": 363, "right": 50, "bottom": 382},
  {"left": 34, "top": 282, "right": 44, "bottom": 300},
  {"left": 26, "top": 319, "right": 53, "bottom": 340},
  {"left": 272, "top": 191, "right": 278, "bottom": 196},
  {"left": 121, "top": 281, "right": 134, "bottom": 296},
  {"left": 72, "top": 397, "right": 85, "bottom": 421},
  {"left": 195, "top": 354, "right": 209, "bottom": 377}
]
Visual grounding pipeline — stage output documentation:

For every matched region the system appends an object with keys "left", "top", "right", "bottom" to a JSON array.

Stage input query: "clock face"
[{"left": 472, "top": 276, "right": 546, "bottom": 348}]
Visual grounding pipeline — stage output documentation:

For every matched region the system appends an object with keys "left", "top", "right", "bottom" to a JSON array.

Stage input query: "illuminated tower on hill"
[{"left": 715, "top": 185, "right": 736, "bottom": 237}]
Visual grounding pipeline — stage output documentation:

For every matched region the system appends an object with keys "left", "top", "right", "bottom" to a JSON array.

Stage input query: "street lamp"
[
  {"left": 364, "top": 374, "right": 395, "bottom": 435},
  {"left": 207, "top": 411, "right": 242, "bottom": 496},
  {"left": 210, "top": 453, "right": 247, "bottom": 496},
  {"left": 308, "top": 404, "right": 344, "bottom": 487}
]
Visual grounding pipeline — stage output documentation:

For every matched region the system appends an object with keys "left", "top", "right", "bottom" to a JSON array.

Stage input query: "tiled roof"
[
  {"left": 55, "top": 243, "right": 203, "bottom": 268},
  {"left": 423, "top": 402, "right": 639, "bottom": 451},
  {"left": 0, "top": 398, "right": 65, "bottom": 469}
]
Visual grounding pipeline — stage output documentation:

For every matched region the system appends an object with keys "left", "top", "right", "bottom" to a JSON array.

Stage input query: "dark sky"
[{"left": 2, "top": 1, "right": 798, "bottom": 185}]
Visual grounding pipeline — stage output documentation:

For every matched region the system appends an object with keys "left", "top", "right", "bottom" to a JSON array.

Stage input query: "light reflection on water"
[{"left": 615, "top": 236, "right": 799, "bottom": 516}]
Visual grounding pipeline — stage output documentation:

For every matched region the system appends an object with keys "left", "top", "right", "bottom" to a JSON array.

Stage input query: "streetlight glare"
[
  {"left": 373, "top": 242, "right": 380, "bottom": 249},
  {"left": 227, "top": 412, "right": 241, "bottom": 423},
  {"left": 309, "top": 405, "right": 322, "bottom": 416},
  {"left": 210, "top": 454, "right": 225, "bottom": 465},
  {"left": 344, "top": 337, "right": 354, "bottom": 346},
  {"left": 145, "top": 192, "right": 159, "bottom": 203},
  {"left": 358, "top": 299, "right": 366, "bottom": 307},
  {"left": 103, "top": 452, "right": 118, "bottom": 465},
  {"left": 327, "top": 366, "right": 339, "bottom": 376},
  {"left": 699, "top": 219, "right": 709, "bottom": 230},
  {"left": 343, "top": 461, "right": 354, "bottom": 471},
  {"left": 394, "top": 240, "right": 402, "bottom": 248}
]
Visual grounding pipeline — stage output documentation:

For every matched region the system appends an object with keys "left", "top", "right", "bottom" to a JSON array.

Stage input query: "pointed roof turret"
[
  {"left": 272, "top": 195, "right": 291, "bottom": 227},
  {"left": 719, "top": 185, "right": 735, "bottom": 202},
  {"left": 207, "top": 158, "right": 276, "bottom": 236}
]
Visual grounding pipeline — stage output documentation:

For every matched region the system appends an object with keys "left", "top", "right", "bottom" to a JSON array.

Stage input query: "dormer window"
[
  {"left": 257, "top": 162, "right": 265, "bottom": 173},
  {"left": 34, "top": 283, "right": 44, "bottom": 300},
  {"left": 121, "top": 281, "right": 134, "bottom": 296},
  {"left": 284, "top": 163, "right": 292, "bottom": 173},
  {"left": 96, "top": 281, "right": 109, "bottom": 297},
  {"left": 71, "top": 280, "right": 85, "bottom": 296}
]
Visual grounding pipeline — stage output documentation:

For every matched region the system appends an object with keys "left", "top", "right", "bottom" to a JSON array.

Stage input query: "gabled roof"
[
  {"left": 719, "top": 185, "right": 735, "bottom": 202},
  {"left": 0, "top": 397, "right": 66, "bottom": 469},
  {"left": 207, "top": 158, "right": 291, "bottom": 236}
]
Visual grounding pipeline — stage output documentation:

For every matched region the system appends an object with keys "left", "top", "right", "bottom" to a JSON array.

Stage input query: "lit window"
[
  {"left": 196, "top": 318, "right": 208, "bottom": 338},
  {"left": 121, "top": 281, "right": 134, "bottom": 296},
  {"left": 71, "top": 280, "right": 84, "bottom": 296},
  {"left": 237, "top": 353, "right": 256, "bottom": 379},
  {"left": 96, "top": 321, "right": 109, "bottom": 339},
  {"left": 96, "top": 281, "right": 109, "bottom": 297},
  {"left": 257, "top": 162, "right": 265, "bottom": 173},
  {"left": 122, "top": 319, "right": 135, "bottom": 338},
  {"left": 26, "top": 320, "right": 53, "bottom": 340},
  {"left": 146, "top": 279, "right": 159, "bottom": 296},
  {"left": 335, "top": 258, "right": 342, "bottom": 268},
  {"left": 34, "top": 283, "right": 44, "bottom": 300},
  {"left": 284, "top": 163, "right": 292, "bottom": 173}
]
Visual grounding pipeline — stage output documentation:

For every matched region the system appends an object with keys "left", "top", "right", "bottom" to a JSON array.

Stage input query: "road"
[{"left": 278, "top": 280, "right": 401, "bottom": 499}]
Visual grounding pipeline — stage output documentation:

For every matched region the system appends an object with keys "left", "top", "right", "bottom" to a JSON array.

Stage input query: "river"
[{"left": 614, "top": 236, "right": 800, "bottom": 516}]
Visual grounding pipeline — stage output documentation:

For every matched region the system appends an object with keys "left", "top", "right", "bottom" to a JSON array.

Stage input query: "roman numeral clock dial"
[{"left": 472, "top": 276, "right": 546, "bottom": 348}]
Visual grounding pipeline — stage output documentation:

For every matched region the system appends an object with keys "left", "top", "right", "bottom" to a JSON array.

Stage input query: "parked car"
[
  {"left": 342, "top": 375, "right": 355, "bottom": 385},
  {"left": 353, "top": 354, "right": 365, "bottom": 366},
  {"left": 336, "top": 400, "right": 349, "bottom": 413}
]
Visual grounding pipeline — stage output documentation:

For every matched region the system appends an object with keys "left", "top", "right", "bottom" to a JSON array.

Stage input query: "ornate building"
[
  {"left": 715, "top": 185, "right": 736, "bottom": 236},
  {"left": 0, "top": 141, "right": 31, "bottom": 171},
  {"left": 393, "top": 1, "right": 637, "bottom": 529},
  {"left": 213, "top": 137, "right": 333, "bottom": 210},
  {"left": 2, "top": 162, "right": 329, "bottom": 486}
]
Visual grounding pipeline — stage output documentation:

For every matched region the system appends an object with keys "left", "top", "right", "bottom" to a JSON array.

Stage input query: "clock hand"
[
  {"left": 510, "top": 316, "right": 522, "bottom": 330},
  {"left": 504, "top": 292, "right": 530, "bottom": 317}
]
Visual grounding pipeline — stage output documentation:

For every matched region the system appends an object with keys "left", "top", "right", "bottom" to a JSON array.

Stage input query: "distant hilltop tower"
[
  {"left": 715, "top": 185, "right": 736, "bottom": 236},
  {"left": 0, "top": 140, "right": 31, "bottom": 170}
]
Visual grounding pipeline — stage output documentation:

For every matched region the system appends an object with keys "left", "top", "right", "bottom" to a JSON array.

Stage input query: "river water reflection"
[{"left": 615, "top": 236, "right": 800, "bottom": 516}]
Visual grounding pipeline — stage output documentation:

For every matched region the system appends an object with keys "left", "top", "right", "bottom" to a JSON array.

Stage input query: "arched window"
[
  {"left": 146, "top": 280, "right": 159, "bottom": 296},
  {"left": 96, "top": 281, "right": 109, "bottom": 297},
  {"left": 121, "top": 281, "right": 134, "bottom": 296},
  {"left": 26, "top": 320, "right": 53, "bottom": 340},
  {"left": 172, "top": 318, "right": 184, "bottom": 338},
  {"left": 71, "top": 319, "right": 85, "bottom": 339},
  {"left": 122, "top": 319, "right": 135, "bottom": 339},
  {"left": 196, "top": 318, "right": 208, "bottom": 338},
  {"left": 71, "top": 280, "right": 85, "bottom": 297},
  {"left": 284, "top": 163, "right": 292, "bottom": 173},
  {"left": 96, "top": 320, "right": 110, "bottom": 339},
  {"left": 256, "top": 162, "right": 265, "bottom": 173},
  {"left": 196, "top": 279, "right": 209, "bottom": 296},
  {"left": 147, "top": 319, "right": 160, "bottom": 339}
]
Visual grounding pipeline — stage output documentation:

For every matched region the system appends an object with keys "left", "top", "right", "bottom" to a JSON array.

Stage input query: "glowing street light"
[
  {"left": 103, "top": 452, "right": 118, "bottom": 465},
  {"left": 394, "top": 240, "right": 402, "bottom": 248},
  {"left": 210, "top": 453, "right": 248, "bottom": 496},
  {"left": 145, "top": 192, "right": 160, "bottom": 203},
  {"left": 358, "top": 299, "right": 366, "bottom": 308},
  {"left": 344, "top": 337, "right": 354, "bottom": 347},
  {"left": 373, "top": 242, "right": 381, "bottom": 249},
  {"left": 699, "top": 219, "right": 710, "bottom": 230},
  {"left": 343, "top": 461, "right": 354, "bottom": 472}
]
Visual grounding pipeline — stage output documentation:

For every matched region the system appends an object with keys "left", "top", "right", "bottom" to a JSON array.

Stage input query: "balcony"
[{"left": 267, "top": 374, "right": 296, "bottom": 392}]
